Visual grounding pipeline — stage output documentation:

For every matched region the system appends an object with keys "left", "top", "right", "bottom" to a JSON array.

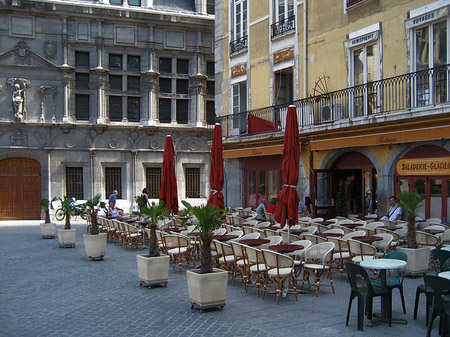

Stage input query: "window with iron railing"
[
  {"left": 271, "top": 0, "right": 295, "bottom": 39},
  {"left": 105, "top": 167, "right": 121, "bottom": 199},
  {"left": 185, "top": 167, "right": 200, "bottom": 198},
  {"left": 66, "top": 167, "right": 83, "bottom": 200},
  {"left": 146, "top": 167, "right": 161, "bottom": 198},
  {"left": 230, "top": 0, "right": 248, "bottom": 55},
  {"left": 346, "top": 0, "right": 366, "bottom": 10}
]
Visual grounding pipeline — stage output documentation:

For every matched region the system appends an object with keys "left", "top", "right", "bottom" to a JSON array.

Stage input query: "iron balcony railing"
[
  {"left": 215, "top": 64, "right": 450, "bottom": 138},
  {"left": 271, "top": 15, "right": 295, "bottom": 39},
  {"left": 229, "top": 35, "right": 248, "bottom": 55}
]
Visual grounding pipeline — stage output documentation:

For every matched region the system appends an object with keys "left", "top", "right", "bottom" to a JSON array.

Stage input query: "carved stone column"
[
  {"left": 61, "top": 66, "right": 74, "bottom": 122},
  {"left": 189, "top": 72, "right": 207, "bottom": 127},
  {"left": 141, "top": 68, "right": 159, "bottom": 125},
  {"left": 91, "top": 67, "right": 109, "bottom": 124}
]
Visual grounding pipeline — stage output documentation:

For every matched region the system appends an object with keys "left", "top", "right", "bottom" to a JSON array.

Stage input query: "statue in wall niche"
[{"left": 12, "top": 83, "right": 25, "bottom": 121}]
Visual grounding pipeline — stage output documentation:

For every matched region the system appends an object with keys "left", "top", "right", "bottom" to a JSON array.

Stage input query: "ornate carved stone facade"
[{"left": 0, "top": 0, "right": 215, "bottom": 218}]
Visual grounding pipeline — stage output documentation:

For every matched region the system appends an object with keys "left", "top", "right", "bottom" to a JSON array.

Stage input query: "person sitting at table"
[
  {"left": 302, "top": 196, "right": 313, "bottom": 216},
  {"left": 266, "top": 198, "right": 277, "bottom": 214},
  {"left": 381, "top": 195, "right": 402, "bottom": 222},
  {"left": 107, "top": 201, "right": 124, "bottom": 218},
  {"left": 256, "top": 199, "right": 267, "bottom": 220}
]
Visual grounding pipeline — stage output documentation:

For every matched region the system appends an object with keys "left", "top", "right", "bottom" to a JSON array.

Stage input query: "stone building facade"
[{"left": 0, "top": 0, "right": 215, "bottom": 219}]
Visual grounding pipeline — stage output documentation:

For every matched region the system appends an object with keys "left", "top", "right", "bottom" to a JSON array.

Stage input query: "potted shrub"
[
  {"left": 136, "top": 201, "right": 171, "bottom": 287},
  {"left": 185, "top": 201, "right": 229, "bottom": 311},
  {"left": 396, "top": 191, "right": 429, "bottom": 275},
  {"left": 80, "top": 193, "right": 107, "bottom": 260},
  {"left": 57, "top": 196, "right": 77, "bottom": 248},
  {"left": 40, "top": 197, "right": 57, "bottom": 239}
]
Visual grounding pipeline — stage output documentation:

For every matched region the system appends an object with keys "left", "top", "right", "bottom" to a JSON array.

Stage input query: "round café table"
[
  {"left": 339, "top": 223, "right": 360, "bottom": 229},
  {"left": 317, "top": 232, "right": 342, "bottom": 238},
  {"left": 213, "top": 234, "right": 238, "bottom": 242},
  {"left": 377, "top": 225, "right": 401, "bottom": 231},
  {"left": 164, "top": 227, "right": 182, "bottom": 233},
  {"left": 424, "top": 228, "right": 445, "bottom": 235},
  {"left": 239, "top": 238, "right": 270, "bottom": 246},
  {"left": 438, "top": 271, "right": 450, "bottom": 280},
  {"left": 261, "top": 225, "right": 281, "bottom": 231},
  {"left": 360, "top": 259, "right": 408, "bottom": 326},
  {"left": 353, "top": 235, "right": 383, "bottom": 244},
  {"left": 269, "top": 244, "right": 303, "bottom": 254}
]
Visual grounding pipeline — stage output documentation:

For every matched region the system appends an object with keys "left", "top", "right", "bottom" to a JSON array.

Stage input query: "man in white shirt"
[{"left": 384, "top": 195, "right": 402, "bottom": 222}]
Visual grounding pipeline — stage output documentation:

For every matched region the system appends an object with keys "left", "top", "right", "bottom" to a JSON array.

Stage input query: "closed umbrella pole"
[
  {"left": 160, "top": 135, "right": 178, "bottom": 214},
  {"left": 208, "top": 123, "right": 225, "bottom": 210},
  {"left": 274, "top": 105, "right": 300, "bottom": 244}
]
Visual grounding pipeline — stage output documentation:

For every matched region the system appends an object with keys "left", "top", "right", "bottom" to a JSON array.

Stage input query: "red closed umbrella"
[
  {"left": 160, "top": 135, "right": 178, "bottom": 214},
  {"left": 208, "top": 123, "right": 225, "bottom": 209},
  {"left": 274, "top": 105, "right": 300, "bottom": 236}
]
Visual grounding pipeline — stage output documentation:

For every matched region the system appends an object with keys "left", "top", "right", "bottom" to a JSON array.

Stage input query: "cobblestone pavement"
[{"left": 0, "top": 221, "right": 432, "bottom": 336}]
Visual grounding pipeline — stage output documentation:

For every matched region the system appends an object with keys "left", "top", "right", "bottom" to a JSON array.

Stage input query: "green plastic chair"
[
  {"left": 432, "top": 249, "right": 450, "bottom": 274},
  {"left": 344, "top": 262, "right": 390, "bottom": 331},
  {"left": 423, "top": 275, "right": 450, "bottom": 337},
  {"left": 372, "top": 251, "right": 408, "bottom": 314}
]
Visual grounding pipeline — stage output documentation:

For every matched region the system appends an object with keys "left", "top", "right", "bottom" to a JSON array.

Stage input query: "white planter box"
[
  {"left": 57, "top": 229, "right": 76, "bottom": 248},
  {"left": 397, "top": 246, "right": 430, "bottom": 275},
  {"left": 83, "top": 233, "right": 107, "bottom": 260},
  {"left": 186, "top": 268, "right": 228, "bottom": 310},
  {"left": 136, "top": 254, "right": 170, "bottom": 287},
  {"left": 40, "top": 222, "right": 56, "bottom": 239}
]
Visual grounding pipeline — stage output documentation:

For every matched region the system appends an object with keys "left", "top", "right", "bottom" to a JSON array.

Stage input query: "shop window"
[
  {"left": 66, "top": 167, "right": 83, "bottom": 199},
  {"left": 186, "top": 168, "right": 200, "bottom": 198},
  {"left": 105, "top": 167, "right": 121, "bottom": 199},
  {"left": 146, "top": 167, "right": 161, "bottom": 198}
]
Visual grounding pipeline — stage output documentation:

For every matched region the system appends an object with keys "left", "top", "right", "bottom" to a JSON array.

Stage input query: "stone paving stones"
[{"left": 0, "top": 221, "right": 429, "bottom": 336}]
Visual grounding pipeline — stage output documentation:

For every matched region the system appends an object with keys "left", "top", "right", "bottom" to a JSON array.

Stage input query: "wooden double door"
[{"left": 0, "top": 158, "right": 41, "bottom": 220}]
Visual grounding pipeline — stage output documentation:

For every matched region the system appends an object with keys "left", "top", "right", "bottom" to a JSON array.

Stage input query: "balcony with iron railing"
[
  {"left": 229, "top": 35, "right": 248, "bottom": 55},
  {"left": 271, "top": 15, "right": 295, "bottom": 39},
  {"left": 213, "top": 64, "right": 450, "bottom": 139}
]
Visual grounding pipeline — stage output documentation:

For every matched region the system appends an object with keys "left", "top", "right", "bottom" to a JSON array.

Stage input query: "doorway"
[{"left": 0, "top": 158, "right": 41, "bottom": 220}]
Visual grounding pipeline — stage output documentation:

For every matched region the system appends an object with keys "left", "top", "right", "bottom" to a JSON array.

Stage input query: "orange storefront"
[{"left": 395, "top": 145, "right": 450, "bottom": 221}]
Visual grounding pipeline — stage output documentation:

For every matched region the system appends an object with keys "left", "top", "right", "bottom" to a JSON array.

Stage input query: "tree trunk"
[
  {"left": 406, "top": 213, "right": 418, "bottom": 249},
  {"left": 64, "top": 214, "right": 71, "bottom": 230},
  {"left": 199, "top": 233, "right": 213, "bottom": 274},
  {"left": 148, "top": 223, "right": 160, "bottom": 257},
  {"left": 45, "top": 210, "right": 50, "bottom": 223},
  {"left": 91, "top": 212, "right": 99, "bottom": 235}
]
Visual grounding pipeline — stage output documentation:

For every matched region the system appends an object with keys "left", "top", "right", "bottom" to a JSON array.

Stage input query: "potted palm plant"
[
  {"left": 136, "top": 201, "right": 171, "bottom": 287},
  {"left": 185, "top": 201, "right": 228, "bottom": 310},
  {"left": 396, "top": 191, "right": 429, "bottom": 275},
  {"left": 40, "top": 197, "right": 57, "bottom": 239},
  {"left": 57, "top": 196, "right": 77, "bottom": 248},
  {"left": 81, "top": 193, "right": 107, "bottom": 260}
]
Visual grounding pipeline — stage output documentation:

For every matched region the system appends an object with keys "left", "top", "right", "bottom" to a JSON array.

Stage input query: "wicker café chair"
[
  {"left": 162, "top": 234, "right": 192, "bottom": 273},
  {"left": 302, "top": 242, "right": 335, "bottom": 297},
  {"left": 244, "top": 245, "right": 267, "bottom": 297},
  {"left": 261, "top": 249, "right": 298, "bottom": 304}
]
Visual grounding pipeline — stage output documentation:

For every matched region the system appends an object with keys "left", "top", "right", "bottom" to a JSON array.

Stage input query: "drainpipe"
[
  {"left": 309, "top": 148, "right": 314, "bottom": 217},
  {"left": 303, "top": 0, "right": 308, "bottom": 98}
]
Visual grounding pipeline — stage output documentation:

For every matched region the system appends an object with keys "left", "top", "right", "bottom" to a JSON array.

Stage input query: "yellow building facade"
[{"left": 215, "top": 0, "right": 450, "bottom": 220}]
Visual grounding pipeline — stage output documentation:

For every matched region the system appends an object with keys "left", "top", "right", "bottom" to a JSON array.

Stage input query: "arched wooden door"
[{"left": 0, "top": 158, "right": 41, "bottom": 220}]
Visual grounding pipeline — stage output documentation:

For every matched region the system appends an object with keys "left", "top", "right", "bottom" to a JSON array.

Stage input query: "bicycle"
[{"left": 55, "top": 201, "right": 88, "bottom": 221}]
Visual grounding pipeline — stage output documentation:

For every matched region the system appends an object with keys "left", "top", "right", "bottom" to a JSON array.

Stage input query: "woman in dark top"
[
  {"left": 139, "top": 188, "right": 149, "bottom": 209},
  {"left": 304, "top": 196, "right": 314, "bottom": 216}
]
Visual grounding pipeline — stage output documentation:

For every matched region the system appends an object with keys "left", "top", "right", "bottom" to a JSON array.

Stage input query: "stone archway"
[{"left": 0, "top": 158, "right": 41, "bottom": 220}]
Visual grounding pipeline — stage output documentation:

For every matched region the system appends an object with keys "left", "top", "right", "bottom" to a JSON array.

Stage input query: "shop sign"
[{"left": 396, "top": 157, "right": 450, "bottom": 175}]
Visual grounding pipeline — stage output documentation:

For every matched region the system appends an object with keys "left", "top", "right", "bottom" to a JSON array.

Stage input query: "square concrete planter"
[
  {"left": 40, "top": 222, "right": 56, "bottom": 239},
  {"left": 397, "top": 246, "right": 430, "bottom": 275},
  {"left": 186, "top": 268, "right": 228, "bottom": 311},
  {"left": 137, "top": 254, "right": 170, "bottom": 287},
  {"left": 83, "top": 233, "right": 107, "bottom": 260},
  {"left": 57, "top": 229, "right": 76, "bottom": 248}
]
